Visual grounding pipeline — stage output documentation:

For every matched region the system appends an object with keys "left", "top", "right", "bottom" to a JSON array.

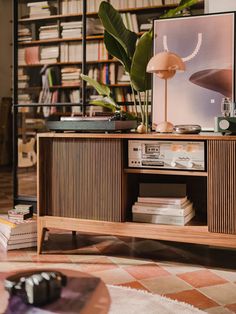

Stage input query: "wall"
[
  {"left": 0, "top": 0, "right": 12, "bottom": 102},
  {"left": 205, "top": 0, "right": 236, "bottom": 13}
]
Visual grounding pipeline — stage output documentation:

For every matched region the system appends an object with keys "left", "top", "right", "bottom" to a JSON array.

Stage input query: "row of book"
[
  {"left": 110, "top": 0, "right": 162, "bottom": 9},
  {"left": 18, "top": 18, "right": 104, "bottom": 43},
  {"left": 121, "top": 13, "right": 139, "bottom": 33},
  {"left": 87, "top": 64, "right": 115, "bottom": 85},
  {"left": 61, "top": 0, "right": 103, "bottom": 14},
  {"left": 60, "top": 41, "right": 108, "bottom": 62},
  {"left": 132, "top": 183, "right": 195, "bottom": 226},
  {"left": 19, "top": 41, "right": 108, "bottom": 66}
]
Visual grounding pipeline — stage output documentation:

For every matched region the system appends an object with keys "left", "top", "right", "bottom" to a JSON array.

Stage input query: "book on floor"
[
  {"left": 0, "top": 232, "right": 37, "bottom": 250},
  {"left": 0, "top": 214, "right": 37, "bottom": 239}
]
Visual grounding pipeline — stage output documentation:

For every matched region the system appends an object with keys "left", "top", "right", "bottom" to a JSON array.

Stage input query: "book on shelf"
[
  {"left": 139, "top": 183, "right": 187, "bottom": 198},
  {"left": 132, "top": 210, "right": 195, "bottom": 226},
  {"left": 25, "top": 46, "right": 40, "bottom": 65},
  {"left": 39, "top": 24, "right": 59, "bottom": 40},
  {"left": 27, "top": 1, "right": 57, "bottom": 18},
  {"left": 132, "top": 200, "right": 193, "bottom": 216},
  {"left": 87, "top": 18, "right": 104, "bottom": 35},
  {"left": 137, "top": 196, "right": 188, "bottom": 205}
]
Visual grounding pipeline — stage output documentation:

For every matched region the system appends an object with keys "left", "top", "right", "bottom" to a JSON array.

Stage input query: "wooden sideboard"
[{"left": 37, "top": 132, "right": 236, "bottom": 253}]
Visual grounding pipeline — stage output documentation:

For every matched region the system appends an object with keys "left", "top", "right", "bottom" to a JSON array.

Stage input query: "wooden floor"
[{"left": 1, "top": 168, "right": 236, "bottom": 313}]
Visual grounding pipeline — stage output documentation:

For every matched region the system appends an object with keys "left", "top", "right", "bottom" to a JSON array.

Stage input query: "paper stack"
[{"left": 132, "top": 183, "right": 195, "bottom": 226}]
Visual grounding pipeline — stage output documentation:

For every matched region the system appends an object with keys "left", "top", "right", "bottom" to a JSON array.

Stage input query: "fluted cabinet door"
[
  {"left": 38, "top": 138, "right": 125, "bottom": 222},
  {"left": 208, "top": 140, "right": 236, "bottom": 234}
]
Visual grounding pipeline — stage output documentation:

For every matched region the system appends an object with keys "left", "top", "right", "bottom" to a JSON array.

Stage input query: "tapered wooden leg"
[
  {"left": 37, "top": 219, "right": 47, "bottom": 254},
  {"left": 72, "top": 231, "right": 76, "bottom": 237}
]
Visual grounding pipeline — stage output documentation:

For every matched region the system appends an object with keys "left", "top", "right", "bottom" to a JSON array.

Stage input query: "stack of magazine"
[
  {"left": 0, "top": 205, "right": 38, "bottom": 250},
  {"left": 132, "top": 183, "right": 195, "bottom": 226}
]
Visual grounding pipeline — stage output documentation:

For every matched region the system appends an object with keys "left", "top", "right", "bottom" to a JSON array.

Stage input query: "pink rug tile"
[
  {"left": 166, "top": 289, "right": 219, "bottom": 310},
  {"left": 178, "top": 269, "right": 228, "bottom": 288},
  {"left": 78, "top": 256, "right": 118, "bottom": 273},
  {"left": 124, "top": 263, "right": 170, "bottom": 280}
]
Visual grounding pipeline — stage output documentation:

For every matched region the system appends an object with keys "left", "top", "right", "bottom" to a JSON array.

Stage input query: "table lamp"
[{"left": 147, "top": 51, "right": 185, "bottom": 133}]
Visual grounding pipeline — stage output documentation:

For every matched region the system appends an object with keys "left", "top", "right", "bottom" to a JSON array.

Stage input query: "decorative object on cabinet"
[
  {"left": 173, "top": 124, "right": 201, "bottom": 134},
  {"left": 152, "top": 12, "right": 235, "bottom": 131},
  {"left": 147, "top": 51, "right": 185, "bottom": 133}
]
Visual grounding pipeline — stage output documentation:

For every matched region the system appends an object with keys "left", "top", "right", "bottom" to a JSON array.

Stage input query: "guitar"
[{"left": 18, "top": 137, "right": 37, "bottom": 168}]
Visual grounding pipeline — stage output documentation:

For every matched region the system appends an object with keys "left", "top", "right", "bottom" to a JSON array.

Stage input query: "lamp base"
[{"left": 156, "top": 121, "right": 173, "bottom": 133}]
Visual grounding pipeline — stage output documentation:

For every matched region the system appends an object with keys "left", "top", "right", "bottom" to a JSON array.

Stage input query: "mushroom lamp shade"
[{"left": 147, "top": 51, "right": 185, "bottom": 133}]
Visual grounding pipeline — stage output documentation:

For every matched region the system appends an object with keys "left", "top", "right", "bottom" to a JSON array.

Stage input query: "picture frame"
[{"left": 151, "top": 12, "right": 235, "bottom": 131}]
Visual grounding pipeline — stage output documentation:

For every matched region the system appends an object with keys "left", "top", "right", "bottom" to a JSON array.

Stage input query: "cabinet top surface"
[{"left": 38, "top": 132, "right": 236, "bottom": 141}]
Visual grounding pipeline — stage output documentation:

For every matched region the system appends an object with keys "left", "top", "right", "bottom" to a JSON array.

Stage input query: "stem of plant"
[
  {"left": 138, "top": 91, "right": 144, "bottom": 124},
  {"left": 145, "top": 90, "right": 149, "bottom": 132},
  {"left": 130, "top": 84, "right": 138, "bottom": 117}
]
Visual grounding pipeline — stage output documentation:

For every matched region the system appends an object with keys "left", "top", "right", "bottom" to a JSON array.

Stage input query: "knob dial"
[
  {"left": 219, "top": 119, "right": 230, "bottom": 130},
  {"left": 171, "top": 160, "right": 176, "bottom": 167},
  {"left": 187, "top": 161, "right": 194, "bottom": 168}
]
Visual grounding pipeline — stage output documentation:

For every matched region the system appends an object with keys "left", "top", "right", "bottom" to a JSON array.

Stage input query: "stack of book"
[
  {"left": 39, "top": 24, "right": 59, "bottom": 40},
  {"left": 18, "top": 48, "right": 26, "bottom": 66},
  {"left": 61, "top": 21, "right": 83, "bottom": 39},
  {"left": 27, "top": 1, "right": 56, "bottom": 18},
  {"left": 40, "top": 46, "right": 59, "bottom": 64},
  {"left": 61, "top": 67, "right": 81, "bottom": 86},
  {"left": 18, "top": 27, "right": 32, "bottom": 43},
  {"left": 18, "top": 93, "right": 32, "bottom": 106},
  {"left": 18, "top": 68, "right": 29, "bottom": 89},
  {"left": 132, "top": 183, "right": 195, "bottom": 226},
  {"left": 0, "top": 214, "right": 37, "bottom": 250},
  {"left": 8, "top": 204, "right": 33, "bottom": 221}
]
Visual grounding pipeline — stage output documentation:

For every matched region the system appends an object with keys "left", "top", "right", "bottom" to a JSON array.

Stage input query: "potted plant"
[{"left": 81, "top": 0, "right": 199, "bottom": 132}]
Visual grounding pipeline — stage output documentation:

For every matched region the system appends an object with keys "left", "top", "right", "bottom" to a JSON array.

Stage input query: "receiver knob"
[
  {"left": 187, "top": 161, "right": 194, "bottom": 168},
  {"left": 219, "top": 119, "right": 230, "bottom": 130},
  {"left": 170, "top": 160, "right": 176, "bottom": 167}
]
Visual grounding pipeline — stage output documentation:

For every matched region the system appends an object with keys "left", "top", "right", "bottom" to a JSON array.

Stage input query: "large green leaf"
[
  {"left": 104, "top": 31, "right": 131, "bottom": 73},
  {"left": 161, "top": 0, "right": 198, "bottom": 18},
  {"left": 89, "top": 99, "right": 117, "bottom": 112},
  {"left": 80, "top": 74, "right": 110, "bottom": 96},
  {"left": 130, "top": 29, "right": 153, "bottom": 91},
  {"left": 98, "top": 1, "right": 138, "bottom": 58}
]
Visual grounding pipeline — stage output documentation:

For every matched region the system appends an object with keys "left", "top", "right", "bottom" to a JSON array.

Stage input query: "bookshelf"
[{"left": 13, "top": 0, "right": 204, "bottom": 205}]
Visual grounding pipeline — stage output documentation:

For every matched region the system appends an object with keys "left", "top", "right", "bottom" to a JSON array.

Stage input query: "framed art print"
[{"left": 152, "top": 13, "right": 235, "bottom": 131}]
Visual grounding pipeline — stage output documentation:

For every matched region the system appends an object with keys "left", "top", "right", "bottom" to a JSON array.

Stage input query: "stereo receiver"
[{"left": 128, "top": 140, "right": 205, "bottom": 171}]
